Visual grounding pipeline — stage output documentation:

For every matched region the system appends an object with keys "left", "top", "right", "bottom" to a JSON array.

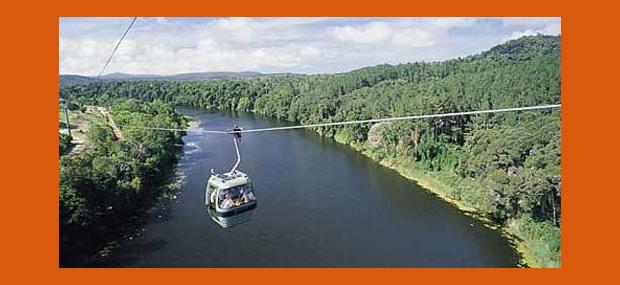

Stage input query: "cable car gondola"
[{"left": 205, "top": 126, "right": 257, "bottom": 228}]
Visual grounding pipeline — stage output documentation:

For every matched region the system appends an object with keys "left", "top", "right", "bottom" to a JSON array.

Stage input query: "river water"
[{"left": 109, "top": 109, "right": 520, "bottom": 267}]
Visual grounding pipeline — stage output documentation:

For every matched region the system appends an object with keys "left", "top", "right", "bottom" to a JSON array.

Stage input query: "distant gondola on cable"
[{"left": 205, "top": 125, "right": 257, "bottom": 228}]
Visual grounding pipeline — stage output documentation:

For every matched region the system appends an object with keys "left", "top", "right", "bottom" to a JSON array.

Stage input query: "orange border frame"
[{"left": 2, "top": 0, "right": 616, "bottom": 283}]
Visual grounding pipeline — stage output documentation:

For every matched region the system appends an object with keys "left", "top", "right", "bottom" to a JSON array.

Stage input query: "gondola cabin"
[
  {"left": 205, "top": 171, "right": 257, "bottom": 218},
  {"left": 205, "top": 126, "right": 257, "bottom": 227}
]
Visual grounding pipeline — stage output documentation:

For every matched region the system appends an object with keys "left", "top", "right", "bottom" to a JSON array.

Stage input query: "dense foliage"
[
  {"left": 59, "top": 133, "right": 72, "bottom": 155},
  {"left": 60, "top": 35, "right": 561, "bottom": 267},
  {"left": 59, "top": 100, "right": 187, "bottom": 266}
]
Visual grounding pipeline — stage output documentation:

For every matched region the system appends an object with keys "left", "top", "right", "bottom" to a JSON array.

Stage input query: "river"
[{"left": 109, "top": 108, "right": 520, "bottom": 267}]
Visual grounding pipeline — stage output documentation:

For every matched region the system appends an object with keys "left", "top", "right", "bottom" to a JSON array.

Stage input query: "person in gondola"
[
  {"left": 242, "top": 186, "right": 255, "bottom": 202},
  {"left": 221, "top": 193, "right": 234, "bottom": 209}
]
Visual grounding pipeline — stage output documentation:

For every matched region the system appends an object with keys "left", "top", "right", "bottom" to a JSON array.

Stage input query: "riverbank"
[
  {"left": 90, "top": 163, "right": 186, "bottom": 266},
  {"left": 59, "top": 100, "right": 188, "bottom": 267},
  {"left": 333, "top": 135, "right": 542, "bottom": 268},
  {"left": 91, "top": 119, "right": 200, "bottom": 266}
]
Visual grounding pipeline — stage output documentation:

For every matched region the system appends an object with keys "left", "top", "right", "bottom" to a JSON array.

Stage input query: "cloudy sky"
[{"left": 59, "top": 17, "right": 560, "bottom": 76}]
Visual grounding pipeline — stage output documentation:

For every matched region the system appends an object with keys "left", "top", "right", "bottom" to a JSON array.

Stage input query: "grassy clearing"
[{"left": 58, "top": 107, "right": 107, "bottom": 145}]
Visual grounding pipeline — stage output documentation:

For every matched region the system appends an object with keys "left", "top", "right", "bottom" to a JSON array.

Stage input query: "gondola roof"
[{"left": 208, "top": 171, "right": 250, "bottom": 189}]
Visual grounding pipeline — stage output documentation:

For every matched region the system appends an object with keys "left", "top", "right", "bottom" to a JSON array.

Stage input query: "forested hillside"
[
  {"left": 60, "top": 35, "right": 561, "bottom": 267},
  {"left": 59, "top": 100, "right": 187, "bottom": 266}
]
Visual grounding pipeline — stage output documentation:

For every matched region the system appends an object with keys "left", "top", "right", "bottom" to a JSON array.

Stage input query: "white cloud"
[
  {"left": 391, "top": 28, "right": 435, "bottom": 48},
  {"left": 327, "top": 18, "right": 476, "bottom": 48},
  {"left": 59, "top": 24, "right": 323, "bottom": 75},
  {"left": 502, "top": 17, "right": 560, "bottom": 26},
  {"left": 59, "top": 17, "right": 560, "bottom": 75},
  {"left": 59, "top": 36, "right": 114, "bottom": 75},
  {"left": 327, "top": 22, "right": 392, "bottom": 44},
  {"left": 502, "top": 17, "right": 560, "bottom": 41},
  {"left": 423, "top": 17, "right": 477, "bottom": 28}
]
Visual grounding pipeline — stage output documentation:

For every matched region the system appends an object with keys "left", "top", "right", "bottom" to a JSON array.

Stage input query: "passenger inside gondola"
[
  {"left": 242, "top": 186, "right": 255, "bottom": 203},
  {"left": 218, "top": 185, "right": 255, "bottom": 209},
  {"left": 221, "top": 193, "right": 234, "bottom": 209}
]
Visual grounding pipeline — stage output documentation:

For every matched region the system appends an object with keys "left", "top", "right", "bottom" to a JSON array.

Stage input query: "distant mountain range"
[{"left": 59, "top": 71, "right": 277, "bottom": 84}]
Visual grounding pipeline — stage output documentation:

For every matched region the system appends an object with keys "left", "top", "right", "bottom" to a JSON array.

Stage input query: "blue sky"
[{"left": 59, "top": 17, "right": 560, "bottom": 76}]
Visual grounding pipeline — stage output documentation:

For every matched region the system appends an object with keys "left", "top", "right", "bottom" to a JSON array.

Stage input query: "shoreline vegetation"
[
  {"left": 58, "top": 100, "right": 187, "bottom": 267},
  {"left": 60, "top": 35, "right": 561, "bottom": 267},
  {"left": 91, "top": 164, "right": 186, "bottom": 267},
  {"left": 335, "top": 135, "right": 540, "bottom": 267},
  {"left": 339, "top": 130, "right": 559, "bottom": 267}
]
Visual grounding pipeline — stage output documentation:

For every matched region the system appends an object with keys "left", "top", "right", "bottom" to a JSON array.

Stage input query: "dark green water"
[{"left": 110, "top": 109, "right": 520, "bottom": 267}]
